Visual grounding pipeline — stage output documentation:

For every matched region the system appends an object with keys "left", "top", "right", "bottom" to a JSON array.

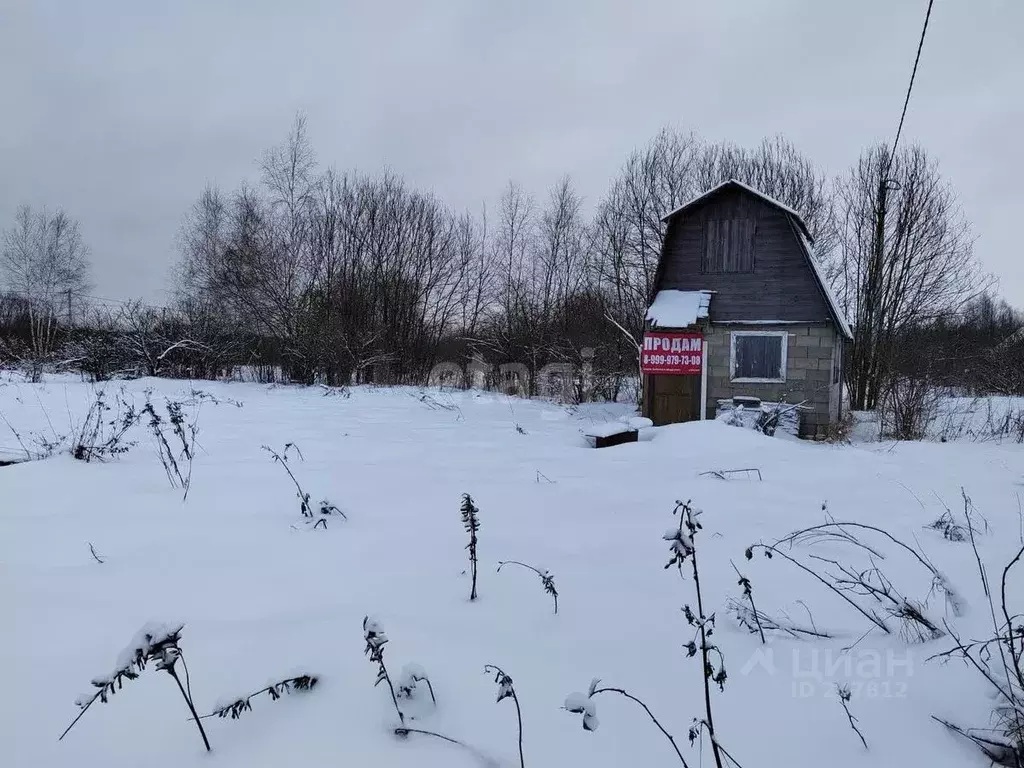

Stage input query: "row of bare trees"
[
  {"left": 167, "top": 121, "right": 848, "bottom": 396},
  {"left": 3, "top": 116, "right": 1021, "bottom": 406},
  {"left": 0, "top": 205, "right": 91, "bottom": 381}
]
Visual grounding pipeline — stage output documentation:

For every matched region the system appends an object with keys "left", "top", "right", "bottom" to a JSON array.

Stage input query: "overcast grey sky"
[{"left": 2, "top": 0, "right": 1022, "bottom": 308}]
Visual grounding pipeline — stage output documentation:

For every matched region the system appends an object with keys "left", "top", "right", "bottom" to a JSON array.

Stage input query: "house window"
[
  {"left": 702, "top": 219, "right": 756, "bottom": 273},
  {"left": 730, "top": 331, "right": 788, "bottom": 383}
]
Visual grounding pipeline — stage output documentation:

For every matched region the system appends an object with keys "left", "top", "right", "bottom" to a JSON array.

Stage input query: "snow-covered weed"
[
  {"left": 926, "top": 509, "right": 968, "bottom": 542},
  {"left": 263, "top": 442, "right": 346, "bottom": 529},
  {"left": 836, "top": 684, "right": 869, "bottom": 750},
  {"left": 748, "top": 516, "right": 960, "bottom": 641},
  {"left": 565, "top": 678, "right": 689, "bottom": 765},
  {"left": 665, "top": 500, "right": 734, "bottom": 768},
  {"left": 61, "top": 623, "right": 210, "bottom": 752},
  {"left": 497, "top": 560, "right": 558, "bottom": 613},
  {"left": 204, "top": 674, "right": 318, "bottom": 720},
  {"left": 484, "top": 665, "right": 525, "bottom": 768},
  {"left": 142, "top": 394, "right": 198, "bottom": 499},
  {"left": 460, "top": 493, "right": 481, "bottom": 601},
  {"left": 363, "top": 616, "right": 404, "bottom": 724},
  {"left": 929, "top": 534, "right": 1024, "bottom": 766},
  {"left": 395, "top": 663, "right": 435, "bottom": 706},
  {"left": 567, "top": 500, "right": 742, "bottom": 768}
]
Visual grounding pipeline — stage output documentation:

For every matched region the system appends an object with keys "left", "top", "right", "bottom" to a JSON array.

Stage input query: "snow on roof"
[
  {"left": 584, "top": 416, "right": 654, "bottom": 439},
  {"left": 661, "top": 179, "right": 810, "bottom": 239},
  {"left": 646, "top": 290, "right": 712, "bottom": 329},
  {"left": 584, "top": 421, "right": 633, "bottom": 438},
  {"left": 796, "top": 232, "right": 853, "bottom": 341}
]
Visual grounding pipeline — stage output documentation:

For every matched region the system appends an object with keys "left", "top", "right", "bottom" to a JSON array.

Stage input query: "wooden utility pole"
[{"left": 865, "top": 173, "right": 890, "bottom": 410}]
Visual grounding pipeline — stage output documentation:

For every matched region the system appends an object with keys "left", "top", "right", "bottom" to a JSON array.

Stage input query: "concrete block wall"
[{"left": 703, "top": 323, "right": 840, "bottom": 438}]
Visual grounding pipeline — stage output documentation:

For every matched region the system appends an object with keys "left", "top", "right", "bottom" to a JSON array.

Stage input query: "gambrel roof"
[{"left": 659, "top": 179, "right": 852, "bottom": 340}]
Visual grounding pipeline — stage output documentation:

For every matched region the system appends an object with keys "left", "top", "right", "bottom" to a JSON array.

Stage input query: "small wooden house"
[{"left": 641, "top": 179, "right": 853, "bottom": 438}]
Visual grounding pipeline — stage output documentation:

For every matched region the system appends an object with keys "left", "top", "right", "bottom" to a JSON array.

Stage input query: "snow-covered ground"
[{"left": 2, "top": 376, "right": 1023, "bottom": 767}]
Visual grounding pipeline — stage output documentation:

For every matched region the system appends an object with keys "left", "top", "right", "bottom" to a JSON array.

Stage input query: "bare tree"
[
  {"left": 174, "top": 184, "right": 228, "bottom": 308},
  {"left": 830, "top": 144, "right": 989, "bottom": 410},
  {"left": 1, "top": 205, "right": 91, "bottom": 380}
]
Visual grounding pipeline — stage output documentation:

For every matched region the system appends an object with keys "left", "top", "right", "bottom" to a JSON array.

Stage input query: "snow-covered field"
[{"left": 2, "top": 376, "right": 1023, "bottom": 767}]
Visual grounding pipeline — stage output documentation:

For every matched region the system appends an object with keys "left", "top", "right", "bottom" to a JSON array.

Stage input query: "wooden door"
[{"left": 646, "top": 374, "right": 700, "bottom": 426}]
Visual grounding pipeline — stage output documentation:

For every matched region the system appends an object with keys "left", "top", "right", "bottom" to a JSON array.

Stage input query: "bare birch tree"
[{"left": 1, "top": 205, "right": 91, "bottom": 379}]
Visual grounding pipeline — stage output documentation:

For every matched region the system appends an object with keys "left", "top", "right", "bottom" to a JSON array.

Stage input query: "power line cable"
[{"left": 889, "top": 0, "right": 936, "bottom": 165}]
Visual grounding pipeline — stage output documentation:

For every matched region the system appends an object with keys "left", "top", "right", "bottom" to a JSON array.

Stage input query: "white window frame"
[{"left": 729, "top": 331, "right": 788, "bottom": 384}]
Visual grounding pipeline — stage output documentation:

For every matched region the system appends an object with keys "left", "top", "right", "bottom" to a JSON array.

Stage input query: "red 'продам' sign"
[{"left": 641, "top": 332, "right": 704, "bottom": 375}]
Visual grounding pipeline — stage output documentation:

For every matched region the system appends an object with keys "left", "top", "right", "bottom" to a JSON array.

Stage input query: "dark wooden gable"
[{"left": 655, "top": 183, "right": 833, "bottom": 324}]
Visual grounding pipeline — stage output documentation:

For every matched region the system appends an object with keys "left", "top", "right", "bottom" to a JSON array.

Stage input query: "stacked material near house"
[{"left": 715, "top": 398, "right": 804, "bottom": 437}]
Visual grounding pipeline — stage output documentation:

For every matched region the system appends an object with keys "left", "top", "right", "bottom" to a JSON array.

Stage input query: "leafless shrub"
[
  {"left": 822, "top": 410, "right": 854, "bottom": 444},
  {"left": 878, "top": 372, "right": 940, "bottom": 440}
]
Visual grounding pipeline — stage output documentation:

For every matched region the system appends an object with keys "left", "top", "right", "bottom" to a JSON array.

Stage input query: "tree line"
[{"left": 2, "top": 115, "right": 1021, "bottom": 404}]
